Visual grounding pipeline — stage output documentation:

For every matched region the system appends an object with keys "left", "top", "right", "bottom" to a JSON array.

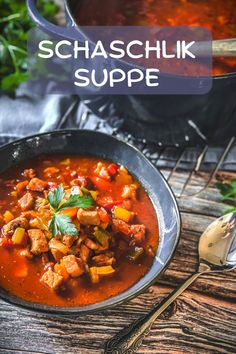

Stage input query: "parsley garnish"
[
  {"left": 216, "top": 179, "right": 236, "bottom": 214},
  {"left": 48, "top": 184, "right": 94, "bottom": 237}
]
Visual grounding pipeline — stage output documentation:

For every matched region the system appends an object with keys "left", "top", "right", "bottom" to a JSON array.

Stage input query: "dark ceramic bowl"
[{"left": 0, "top": 130, "right": 180, "bottom": 315}]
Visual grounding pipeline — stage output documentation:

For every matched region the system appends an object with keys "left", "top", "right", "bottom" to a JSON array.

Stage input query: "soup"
[
  {"left": 75, "top": 0, "right": 236, "bottom": 75},
  {"left": 0, "top": 155, "right": 158, "bottom": 307}
]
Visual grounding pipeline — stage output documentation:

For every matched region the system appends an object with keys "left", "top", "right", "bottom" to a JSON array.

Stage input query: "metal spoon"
[{"left": 104, "top": 211, "right": 236, "bottom": 354}]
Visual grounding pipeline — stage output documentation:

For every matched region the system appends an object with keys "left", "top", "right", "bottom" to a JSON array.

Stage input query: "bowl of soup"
[
  {"left": 0, "top": 130, "right": 180, "bottom": 314},
  {"left": 27, "top": 0, "right": 236, "bottom": 145}
]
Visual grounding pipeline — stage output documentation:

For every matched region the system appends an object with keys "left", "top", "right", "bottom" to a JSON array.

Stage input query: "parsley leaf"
[
  {"left": 48, "top": 184, "right": 94, "bottom": 237},
  {"left": 58, "top": 194, "right": 94, "bottom": 211},
  {"left": 48, "top": 214, "right": 59, "bottom": 237},
  {"left": 48, "top": 184, "right": 64, "bottom": 211},
  {"left": 217, "top": 179, "right": 236, "bottom": 214},
  {"left": 0, "top": 0, "right": 59, "bottom": 96},
  {"left": 49, "top": 214, "right": 78, "bottom": 237}
]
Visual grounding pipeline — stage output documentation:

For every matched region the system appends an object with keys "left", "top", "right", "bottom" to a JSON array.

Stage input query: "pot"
[{"left": 27, "top": 0, "right": 236, "bottom": 146}]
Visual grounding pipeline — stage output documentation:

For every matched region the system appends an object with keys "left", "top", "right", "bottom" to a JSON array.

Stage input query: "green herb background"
[
  {"left": 217, "top": 179, "right": 236, "bottom": 214},
  {"left": 0, "top": 0, "right": 59, "bottom": 95}
]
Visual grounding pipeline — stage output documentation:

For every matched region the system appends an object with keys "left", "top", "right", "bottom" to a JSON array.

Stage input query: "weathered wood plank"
[{"left": 0, "top": 286, "right": 235, "bottom": 354}]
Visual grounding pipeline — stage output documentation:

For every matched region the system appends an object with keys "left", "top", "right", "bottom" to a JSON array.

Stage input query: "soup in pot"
[{"left": 76, "top": 0, "right": 236, "bottom": 75}]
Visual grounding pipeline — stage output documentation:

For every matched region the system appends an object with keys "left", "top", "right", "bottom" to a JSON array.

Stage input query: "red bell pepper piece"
[
  {"left": 108, "top": 164, "right": 118, "bottom": 175},
  {"left": 97, "top": 196, "right": 122, "bottom": 209},
  {"left": 98, "top": 207, "right": 110, "bottom": 223},
  {"left": 90, "top": 176, "right": 113, "bottom": 191}
]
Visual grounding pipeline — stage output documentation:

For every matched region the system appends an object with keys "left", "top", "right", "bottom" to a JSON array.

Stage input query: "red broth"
[
  {"left": 0, "top": 155, "right": 159, "bottom": 307},
  {"left": 75, "top": 0, "right": 236, "bottom": 75}
]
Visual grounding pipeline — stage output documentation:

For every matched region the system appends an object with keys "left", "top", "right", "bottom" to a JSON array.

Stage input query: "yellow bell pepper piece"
[
  {"left": 114, "top": 207, "right": 133, "bottom": 223},
  {"left": 12, "top": 227, "right": 25, "bottom": 245},
  {"left": 89, "top": 267, "right": 100, "bottom": 284},
  {"left": 89, "top": 190, "right": 99, "bottom": 201},
  {"left": 96, "top": 266, "right": 116, "bottom": 275},
  {"left": 3, "top": 210, "right": 14, "bottom": 223},
  {"left": 10, "top": 191, "right": 18, "bottom": 198}
]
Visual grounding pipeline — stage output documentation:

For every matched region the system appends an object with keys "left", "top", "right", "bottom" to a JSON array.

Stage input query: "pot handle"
[{"left": 27, "top": 0, "right": 82, "bottom": 40}]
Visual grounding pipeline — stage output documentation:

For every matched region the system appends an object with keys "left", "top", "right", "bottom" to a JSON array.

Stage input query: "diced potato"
[
  {"left": 3, "top": 210, "right": 14, "bottom": 223},
  {"left": 12, "top": 227, "right": 26, "bottom": 245},
  {"left": 113, "top": 207, "right": 134, "bottom": 223}
]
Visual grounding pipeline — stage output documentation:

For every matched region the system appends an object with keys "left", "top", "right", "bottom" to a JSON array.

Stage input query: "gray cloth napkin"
[{"left": 0, "top": 90, "right": 78, "bottom": 146}]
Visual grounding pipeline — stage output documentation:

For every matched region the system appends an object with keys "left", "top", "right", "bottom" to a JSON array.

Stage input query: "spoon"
[{"left": 104, "top": 211, "right": 236, "bottom": 354}]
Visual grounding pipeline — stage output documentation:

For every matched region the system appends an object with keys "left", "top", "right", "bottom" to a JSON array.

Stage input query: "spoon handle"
[{"left": 104, "top": 271, "right": 202, "bottom": 354}]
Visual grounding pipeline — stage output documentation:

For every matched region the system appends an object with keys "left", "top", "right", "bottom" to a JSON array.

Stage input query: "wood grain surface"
[{"left": 0, "top": 170, "right": 236, "bottom": 354}]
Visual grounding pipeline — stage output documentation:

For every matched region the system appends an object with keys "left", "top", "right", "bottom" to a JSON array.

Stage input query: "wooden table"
[{"left": 0, "top": 170, "right": 236, "bottom": 354}]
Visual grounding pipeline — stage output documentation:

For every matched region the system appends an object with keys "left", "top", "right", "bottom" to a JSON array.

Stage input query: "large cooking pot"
[{"left": 27, "top": 0, "right": 236, "bottom": 146}]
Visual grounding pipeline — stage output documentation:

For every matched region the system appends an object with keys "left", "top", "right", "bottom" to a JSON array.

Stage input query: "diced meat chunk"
[
  {"left": 23, "top": 169, "right": 36, "bottom": 179},
  {"left": 41, "top": 269, "right": 63, "bottom": 290},
  {"left": 62, "top": 235, "right": 75, "bottom": 248},
  {"left": 130, "top": 224, "right": 146, "bottom": 244},
  {"left": 84, "top": 238, "right": 99, "bottom": 250},
  {"left": 112, "top": 219, "right": 146, "bottom": 245},
  {"left": 28, "top": 178, "right": 47, "bottom": 192},
  {"left": 2, "top": 217, "right": 29, "bottom": 237},
  {"left": 121, "top": 184, "right": 138, "bottom": 200},
  {"left": 50, "top": 248, "right": 64, "bottom": 262},
  {"left": 92, "top": 252, "right": 115, "bottom": 266},
  {"left": 77, "top": 209, "right": 100, "bottom": 226},
  {"left": 121, "top": 199, "right": 132, "bottom": 210},
  {"left": 80, "top": 244, "right": 90, "bottom": 262},
  {"left": 112, "top": 218, "right": 131, "bottom": 236},
  {"left": 77, "top": 176, "right": 91, "bottom": 188},
  {"left": 49, "top": 238, "right": 69, "bottom": 261},
  {"left": 62, "top": 255, "right": 84, "bottom": 278},
  {"left": 94, "top": 162, "right": 111, "bottom": 181},
  {"left": 18, "top": 192, "right": 34, "bottom": 211},
  {"left": 28, "top": 229, "right": 49, "bottom": 255}
]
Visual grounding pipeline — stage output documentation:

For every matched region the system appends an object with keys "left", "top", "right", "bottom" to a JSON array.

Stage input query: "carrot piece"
[
  {"left": 15, "top": 180, "right": 29, "bottom": 193},
  {"left": 60, "top": 207, "right": 79, "bottom": 218}
]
